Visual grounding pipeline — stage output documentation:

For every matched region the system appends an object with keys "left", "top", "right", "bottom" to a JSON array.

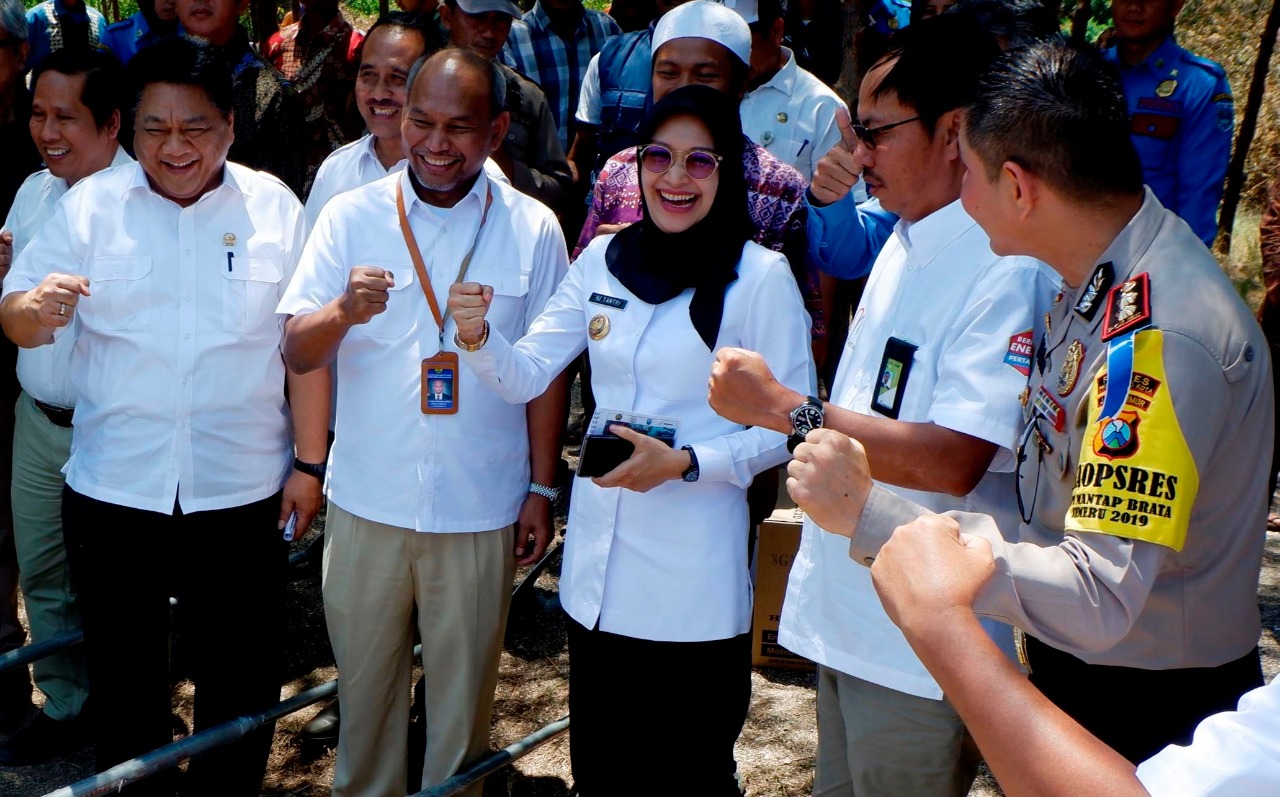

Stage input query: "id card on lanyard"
[{"left": 395, "top": 179, "right": 492, "bottom": 415}]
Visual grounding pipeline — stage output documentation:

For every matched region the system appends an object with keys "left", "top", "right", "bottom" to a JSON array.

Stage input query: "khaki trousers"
[
  {"left": 11, "top": 391, "right": 88, "bottom": 720},
  {"left": 813, "top": 665, "right": 979, "bottom": 797},
  {"left": 324, "top": 503, "right": 515, "bottom": 797}
]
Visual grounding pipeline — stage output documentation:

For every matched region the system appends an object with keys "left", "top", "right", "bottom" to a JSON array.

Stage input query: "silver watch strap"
[{"left": 528, "top": 483, "right": 559, "bottom": 501}]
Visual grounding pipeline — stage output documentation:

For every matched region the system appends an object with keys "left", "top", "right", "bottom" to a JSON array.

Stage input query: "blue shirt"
[
  {"left": 1104, "top": 36, "right": 1233, "bottom": 247},
  {"left": 805, "top": 190, "right": 897, "bottom": 280},
  {"left": 102, "top": 12, "right": 181, "bottom": 64},
  {"left": 503, "top": 1, "right": 620, "bottom": 151},
  {"left": 24, "top": 0, "right": 107, "bottom": 72}
]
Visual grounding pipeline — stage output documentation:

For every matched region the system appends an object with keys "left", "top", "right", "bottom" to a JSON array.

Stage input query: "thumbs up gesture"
[{"left": 810, "top": 108, "right": 865, "bottom": 207}]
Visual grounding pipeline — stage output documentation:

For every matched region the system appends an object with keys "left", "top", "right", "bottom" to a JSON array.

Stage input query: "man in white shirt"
[
  {"left": 738, "top": 0, "right": 845, "bottom": 182},
  {"left": 0, "top": 38, "right": 327, "bottom": 796},
  {"left": 0, "top": 46, "right": 130, "bottom": 767},
  {"left": 304, "top": 11, "right": 429, "bottom": 227},
  {"left": 278, "top": 48, "right": 569, "bottom": 797},
  {"left": 708, "top": 14, "right": 1055, "bottom": 797}
]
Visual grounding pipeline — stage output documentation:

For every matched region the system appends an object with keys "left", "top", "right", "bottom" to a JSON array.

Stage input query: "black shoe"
[
  {"left": 0, "top": 711, "right": 89, "bottom": 766},
  {"left": 300, "top": 698, "right": 340, "bottom": 746}
]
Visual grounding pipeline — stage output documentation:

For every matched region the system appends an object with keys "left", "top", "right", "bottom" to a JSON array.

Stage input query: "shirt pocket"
[
  {"left": 221, "top": 258, "right": 284, "bottom": 334},
  {"left": 85, "top": 256, "right": 152, "bottom": 331},
  {"left": 359, "top": 264, "right": 417, "bottom": 340},
  {"left": 1130, "top": 112, "right": 1178, "bottom": 175},
  {"left": 477, "top": 267, "right": 531, "bottom": 337}
]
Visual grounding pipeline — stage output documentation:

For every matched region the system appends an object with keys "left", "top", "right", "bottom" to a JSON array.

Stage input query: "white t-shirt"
[{"left": 778, "top": 198, "right": 1058, "bottom": 698}]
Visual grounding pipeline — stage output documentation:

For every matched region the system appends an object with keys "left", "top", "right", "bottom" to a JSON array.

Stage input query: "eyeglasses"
[
  {"left": 638, "top": 144, "right": 723, "bottom": 181},
  {"left": 852, "top": 116, "right": 921, "bottom": 150}
]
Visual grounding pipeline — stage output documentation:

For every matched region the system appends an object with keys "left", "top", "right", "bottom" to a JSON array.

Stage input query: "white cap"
[{"left": 652, "top": 0, "right": 752, "bottom": 67}]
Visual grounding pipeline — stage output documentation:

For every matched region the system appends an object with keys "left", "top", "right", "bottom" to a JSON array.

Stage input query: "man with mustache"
[
  {"left": 707, "top": 14, "right": 1055, "bottom": 796},
  {"left": 305, "top": 12, "right": 434, "bottom": 226},
  {"left": 279, "top": 48, "right": 569, "bottom": 797}
]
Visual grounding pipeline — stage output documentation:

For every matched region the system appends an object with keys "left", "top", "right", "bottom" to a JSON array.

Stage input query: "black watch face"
[{"left": 792, "top": 404, "right": 823, "bottom": 436}]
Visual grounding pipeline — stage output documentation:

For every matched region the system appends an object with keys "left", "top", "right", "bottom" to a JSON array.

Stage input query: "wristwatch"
[
  {"left": 453, "top": 321, "right": 489, "bottom": 352},
  {"left": 681, "top": 445, "right": 700, "bottom": 482},
  {"left": 528, "top": 482, "right": 560, "bottom": 501},
  {"left": 293, "top": 457, "right": 327, "bottom": 480},
  {"left": 788, "top": 395, "right": 824, "bottom": 452}
]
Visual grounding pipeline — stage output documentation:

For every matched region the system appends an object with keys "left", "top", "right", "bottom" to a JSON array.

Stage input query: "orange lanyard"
[{"left": 395, "top": 178, "right": 493, "bottom": 349}]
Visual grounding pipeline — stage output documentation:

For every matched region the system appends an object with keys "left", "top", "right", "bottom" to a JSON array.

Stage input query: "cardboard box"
[{"left": 751, "top": 503, "right": 814, "bottom": 671}]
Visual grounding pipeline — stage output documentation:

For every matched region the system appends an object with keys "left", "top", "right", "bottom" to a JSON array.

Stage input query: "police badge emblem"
[
  {"left": 1057, "top": 339, "right": 1085, "bottom": 397},
  {"left": 588, "top": 313, "right": 611, "bottom": 341}
]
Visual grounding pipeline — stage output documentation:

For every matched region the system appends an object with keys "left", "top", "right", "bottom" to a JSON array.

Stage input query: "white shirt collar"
[
  {"left": 122, "top": 159, "right": 248, "bottom": 204},
  {"left": 396, "top": 163, "right": 492, "bottom": 218},
  {"left": 753, "top": 48, "right": 798, "bottom": 98},
  {"left": 895, "top": 198, "right": 975, "bottom": 269}
]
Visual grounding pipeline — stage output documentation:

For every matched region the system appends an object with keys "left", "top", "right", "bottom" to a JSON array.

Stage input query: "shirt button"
[
  {"left": 863, "top": 556, "right": 875, "bottom": 566},
  {"left": 1245, "top": 344, "right": 1255, "bottom": 362},
  {"left": 184, "top": 333, "right": 192, "bottom": 340},
  {"left": 184, "top": 296, "right": 192, "bottom": 302}
]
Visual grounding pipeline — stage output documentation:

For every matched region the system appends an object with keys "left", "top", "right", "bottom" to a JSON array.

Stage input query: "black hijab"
[{"left": 605, "top": 85, "right": 753, "bottom": 350}]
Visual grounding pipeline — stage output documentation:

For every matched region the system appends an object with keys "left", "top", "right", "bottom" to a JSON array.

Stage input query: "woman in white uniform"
[{"left": 449, "top": 85, "right": 814, "bottom": 795}]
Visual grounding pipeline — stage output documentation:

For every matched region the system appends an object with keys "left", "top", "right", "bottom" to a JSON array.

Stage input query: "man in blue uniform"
[
  {"left": 102, "top": 0, "right": 180, "bottom": 65},
  {"left": 1103, "top": 0, "right": 1232, "bottom": 247}
]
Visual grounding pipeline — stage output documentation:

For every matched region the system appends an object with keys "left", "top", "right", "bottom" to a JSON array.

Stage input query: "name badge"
[
  {"left": 870, "top": 337, "right": 916, "bottom": 419},
  {"left": 422, "top": 352, "right": 459, "bottom": 415},
  {"left": 589, "top": 292, "right": 628, "bottom": 310}
]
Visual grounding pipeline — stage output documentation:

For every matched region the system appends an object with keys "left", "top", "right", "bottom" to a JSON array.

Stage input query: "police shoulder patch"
[
  {"left": 1101, "top": 273, "right": 1151, "bottom": 341},
  {"left": 1066, "top": 329, "right": 1197, "bottom": 552}
]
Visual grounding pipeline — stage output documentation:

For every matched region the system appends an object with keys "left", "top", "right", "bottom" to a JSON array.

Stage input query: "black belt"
[{"left": 33, "top": 399, "right": 74, "bottom": 428}]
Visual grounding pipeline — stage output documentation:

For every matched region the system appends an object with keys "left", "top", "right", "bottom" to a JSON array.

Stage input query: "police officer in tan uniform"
[{"left": 775, "top": 41, "right": 1271, "bottom": 767}]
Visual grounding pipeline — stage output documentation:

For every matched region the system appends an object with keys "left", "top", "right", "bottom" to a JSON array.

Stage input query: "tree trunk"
[
  {"left": 1215, "top": 0, "right": 1280, "bottom": 256},
  {"left": 1069, "top": 0, "right": 1092, "bottom": 48}
]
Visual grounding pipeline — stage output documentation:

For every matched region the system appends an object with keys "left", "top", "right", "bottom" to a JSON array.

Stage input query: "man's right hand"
[
  {"left": 25, "top": 273, "right": 91, "bottom": 329},
  {"left": 0, "top": 231, "right": 13, "bottom": 282},
  {"left": 809, "top": 108, "right": 863, "bottom": 207},
  {"left": 871, "top": 516, "right": 995, "bottom": 639},
  {"left": 338, "top": 267, "right": 394, "bottom": 325}
]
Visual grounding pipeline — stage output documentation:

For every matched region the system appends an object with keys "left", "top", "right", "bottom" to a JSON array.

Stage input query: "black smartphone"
[{"left": 577, "top": 434, "right": 637, "bottom": 478}]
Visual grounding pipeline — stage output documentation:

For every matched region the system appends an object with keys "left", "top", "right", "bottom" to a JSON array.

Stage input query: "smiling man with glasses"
[{"left": 708, "top": 13, "right": 1057, "bottom": 797}]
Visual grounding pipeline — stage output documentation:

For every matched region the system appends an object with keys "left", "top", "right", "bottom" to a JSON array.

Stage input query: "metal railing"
[
  {"left": 414, "top": 716, "right": 570, "bottom": 797},
  {"left": 37, "top": 539, "right": 569, "bottom": 796}
]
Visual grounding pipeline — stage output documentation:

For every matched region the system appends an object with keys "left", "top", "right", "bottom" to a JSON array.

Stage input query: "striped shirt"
[{"left": 503, "top": 2, "right": 620, "bottom": 151}]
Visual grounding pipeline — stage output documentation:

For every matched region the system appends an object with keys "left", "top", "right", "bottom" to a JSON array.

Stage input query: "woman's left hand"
[{"left": 592, "top": 425, "right": 690, "bottom": 493}]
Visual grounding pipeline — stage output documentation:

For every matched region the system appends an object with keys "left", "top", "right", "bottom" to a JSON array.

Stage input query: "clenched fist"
[
  {"left": 871, "top": 516, "right": 994, "bottom": 638},
  {"left": 339, "top": 267, "right": 395, "bottom": 325},
  {"left": 786, "top": 428, "right": 872, "bottom": 538},
  {"left": 708, "top": 347, "right": 799, "bottom": 434},
  {"left": 448, "top": 281, "right": 494, "bottom": 345}
]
